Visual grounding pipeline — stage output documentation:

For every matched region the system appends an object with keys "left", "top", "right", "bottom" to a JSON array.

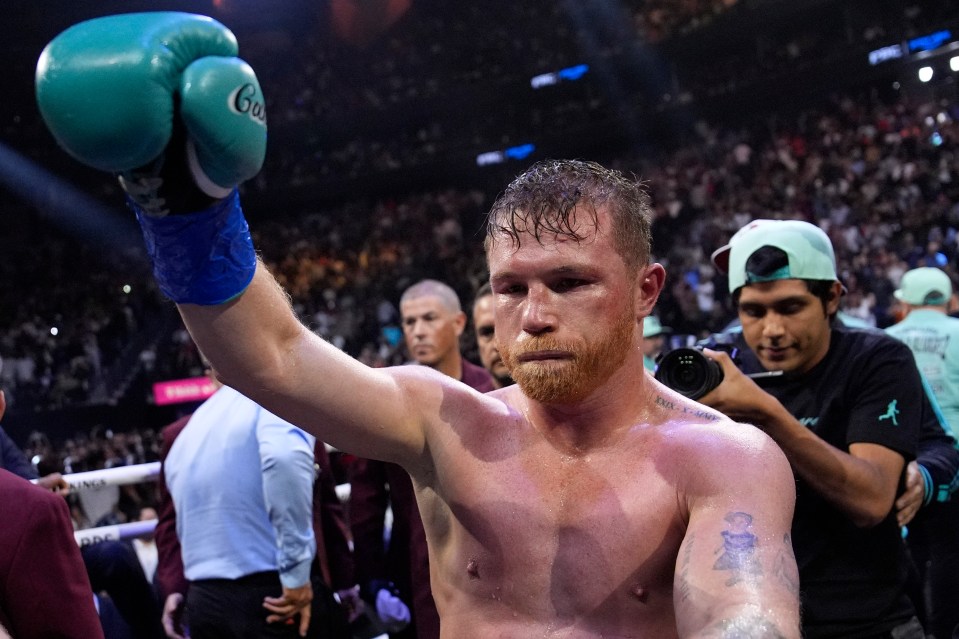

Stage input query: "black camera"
[{"left": 654, "top": 345, "right": 736, "bottom": 400}]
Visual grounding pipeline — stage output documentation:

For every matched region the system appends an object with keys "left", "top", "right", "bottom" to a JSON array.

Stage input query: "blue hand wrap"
[{"left": 133, "top": 190, "right": 257, "bottom": 305}]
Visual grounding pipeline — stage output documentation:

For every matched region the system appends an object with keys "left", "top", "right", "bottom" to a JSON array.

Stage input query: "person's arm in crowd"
[
  {"left": 154, "top": 416, "right": 192, "bottom": 639},
  {"left": 313, "top": 445, "right": 361, "bottom": 620},
  {"left": 703, "top": 346, "right": 919, "bottom": 528},
  {"left": 0, "top": 390, "right": 39, "bottom": 480},
  {"left": 0, "top": 470, "right": 105, "bottom": 639},
  {"left": 256, "top": 408, "right": 318, "bottom": 636},
  {"left": 0, "top": 392, "right": 69, "bottom": 492},
  {"left": 0, "top": 425, "right": 38, "bottom": 480},
  {"left": 347, "top": 457, "right": 390, "bottom": 587},
  {"left": 896, "top": 380, "right": 959, "bottom": 526}
]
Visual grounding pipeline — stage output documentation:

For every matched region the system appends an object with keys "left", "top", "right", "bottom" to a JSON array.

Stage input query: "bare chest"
[{"left": 423, "top": 441, "right": 685, "bottom": 629}]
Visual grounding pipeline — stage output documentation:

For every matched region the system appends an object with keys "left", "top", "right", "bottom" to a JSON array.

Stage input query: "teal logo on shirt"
[{"left": 878, "top": 400, "right": 900, "bottom": 426}]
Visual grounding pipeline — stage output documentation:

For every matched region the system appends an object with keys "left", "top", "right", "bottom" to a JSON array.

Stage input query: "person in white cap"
[
  {"left": 886, "top": 266, "right": 959, "bottom": 639},
  {"left": 699, "top": 218, "right": 927, "bottom": 639},
  {"left": 642, "top": 315, "right": 671, "bottom": 371},
  {"left": 888, "top": 267, "right": 959, "bottom": 434}
]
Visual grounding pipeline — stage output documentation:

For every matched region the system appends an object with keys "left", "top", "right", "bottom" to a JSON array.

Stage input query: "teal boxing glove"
[
  {"left": 36, "top": 12, "right": 266, "bottom": 304},
  {"left": 36, "top": 11, "right": 266, "bottom": 210}
]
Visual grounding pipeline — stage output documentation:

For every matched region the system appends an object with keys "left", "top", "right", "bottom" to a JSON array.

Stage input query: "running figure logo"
[{"left": 878, "top": 400, "right": 900, "bottom": 426}]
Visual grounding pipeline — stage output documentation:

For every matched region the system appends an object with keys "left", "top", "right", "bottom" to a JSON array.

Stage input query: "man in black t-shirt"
[{"left": 698, "top": 219, "right": 925, "bottom": 639}]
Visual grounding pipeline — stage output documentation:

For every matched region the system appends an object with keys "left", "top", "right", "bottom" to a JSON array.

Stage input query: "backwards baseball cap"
[
  {"left": 711, "top": 219, "right": 840, "bottom": 293},
  {"left": 894, "top": 267, "right": 952, "bottom": 306},
  {"left": 643, "top": 315, "right": 671, "bottom": 338}
]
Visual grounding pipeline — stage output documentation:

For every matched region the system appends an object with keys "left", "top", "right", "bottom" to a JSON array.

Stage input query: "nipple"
[
  {"left": 467, "top": 558, "right": 480, "bottom": 580},
  {"left": 631, "top": 584, "right": 649, "bottom": 603}
]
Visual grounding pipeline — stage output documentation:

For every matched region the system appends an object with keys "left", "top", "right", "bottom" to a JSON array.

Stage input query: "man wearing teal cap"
[
  {"left": 886, "top": 266, "right": 959, "bottom": 639},
  {"left": 700, "top": 218, "right": 927, "bottom": 638},
  {"left": 888, "top": 266, "right": 959, "bottom": 436},
  {"left": 642, "top": 315, "right": 671, "bottom": 371},
  {"left": 887, "top": 268, "right": 959, "bottom": 429}
]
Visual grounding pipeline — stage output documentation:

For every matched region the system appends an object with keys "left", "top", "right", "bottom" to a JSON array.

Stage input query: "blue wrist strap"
[{"left": 133, "top": 190, "right": 256, "bottom": 305}]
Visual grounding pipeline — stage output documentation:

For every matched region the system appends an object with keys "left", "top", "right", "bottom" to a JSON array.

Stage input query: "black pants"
[
  {"left": 906, "top": 499, "right": 959, "bottom": 639},
  {"left": 82, "top": 540, "right": 164, "bottom": 639},
  {"left": 187, "top": 571, "right": 351, "bottom": 639}
]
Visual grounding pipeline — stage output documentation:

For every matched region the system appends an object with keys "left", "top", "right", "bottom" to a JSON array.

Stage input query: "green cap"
[
  {"left": 711, "top": 219, "right": 839, "bottom": 293},
  {"left": 894, "top": 267, "right": 952, "bottom": 305},
  {"left": 643, "top": 315, "right": 671, "bottom": 338}
]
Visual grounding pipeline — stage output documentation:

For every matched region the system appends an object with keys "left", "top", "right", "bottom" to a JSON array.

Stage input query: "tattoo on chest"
[{"left": 655, "top": 395, "right": 721, "bottom": 422}]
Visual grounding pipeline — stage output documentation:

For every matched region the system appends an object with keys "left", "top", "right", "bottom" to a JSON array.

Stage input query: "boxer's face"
[{"left": 488, "top": 204, "right": 640, "bottom": 403}]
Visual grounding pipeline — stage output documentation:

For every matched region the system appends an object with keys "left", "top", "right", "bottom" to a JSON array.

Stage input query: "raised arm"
[
  {"left": 674, "top": 424, "right": 800, "bottom": 639},
  {"left": 178, "top": 263, "right": 440, "bottom": 463},
  {"left": 35, "top": 12, "right": 460, "bottom": 467}
]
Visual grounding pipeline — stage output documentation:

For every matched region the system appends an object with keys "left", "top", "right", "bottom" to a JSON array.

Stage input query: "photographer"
[{"left": 689, "top": 219, "right": 926, "bottom": 639}]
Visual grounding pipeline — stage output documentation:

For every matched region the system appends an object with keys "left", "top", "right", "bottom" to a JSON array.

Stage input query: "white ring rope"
[
  {"left": 75, "top": 519, "right": 157, "bottom": 547},
  {"left": 34, "top": 461, "right": 161, "bottom": 492},
  {"left": 55, "top": 461, "right": 353, "bottom": 545}
]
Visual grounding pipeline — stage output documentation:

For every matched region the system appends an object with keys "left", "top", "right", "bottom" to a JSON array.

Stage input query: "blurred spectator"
[{"left": 0, "top": 468, "right": 104, "bottom": 639}]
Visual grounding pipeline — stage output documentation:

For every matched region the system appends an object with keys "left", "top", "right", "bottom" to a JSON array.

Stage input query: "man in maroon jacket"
[
  {"left": 350, "top": 280, "right": 494, "bottom": 639},
  {"left": 0, "top": 468, "right": 104, "bottom": 639}
]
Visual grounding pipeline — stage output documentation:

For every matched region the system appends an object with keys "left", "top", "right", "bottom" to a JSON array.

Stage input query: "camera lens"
[{"left": 654, "top": 347, "right": 724, "bottom": 400}]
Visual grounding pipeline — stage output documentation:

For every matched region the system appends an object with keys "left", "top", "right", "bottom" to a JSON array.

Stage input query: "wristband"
[{"left": 133, "top": 190, "right": 256, "bottom": 305}]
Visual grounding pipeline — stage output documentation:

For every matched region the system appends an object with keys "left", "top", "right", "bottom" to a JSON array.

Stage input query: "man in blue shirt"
[{"left": 162, "top": 381, "right": 319, "bottom": 637}]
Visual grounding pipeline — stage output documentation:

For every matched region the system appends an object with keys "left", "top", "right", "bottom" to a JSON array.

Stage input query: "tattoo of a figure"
[
  {"left": 713, "top": 511, "right": 762, "bottom": 586},
  {"left": 774, "top": 533, "right": 800, "bottom": 597}
]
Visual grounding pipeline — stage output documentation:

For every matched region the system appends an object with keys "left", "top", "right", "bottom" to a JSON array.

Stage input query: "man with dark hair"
[
  {"left": 470, "top": 282, "right": 513, "bottom": 389},
  {"left": 38, "top": 14, "right": 801, "bottom": 635},
  {"left": 701, "top": 219, "right": 926, "bottom": 638}
]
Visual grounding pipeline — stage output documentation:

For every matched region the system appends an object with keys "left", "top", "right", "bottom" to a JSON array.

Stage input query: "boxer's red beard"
[{"left": 500, "top": 306, "right": 635, "bottom": 404}]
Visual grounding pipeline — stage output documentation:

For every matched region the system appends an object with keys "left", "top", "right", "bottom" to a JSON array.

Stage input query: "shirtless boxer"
[{"left": 36, "top": 13, "right": 800, "bottom": 637}]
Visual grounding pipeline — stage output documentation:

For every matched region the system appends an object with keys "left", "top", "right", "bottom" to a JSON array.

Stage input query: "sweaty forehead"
[{"left": 487, "top": 199, "right": 610, "bottom": 247}]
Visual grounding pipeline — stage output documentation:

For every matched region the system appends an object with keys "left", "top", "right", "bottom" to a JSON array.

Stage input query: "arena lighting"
[
  {"left": 530, "top": 63, "right": 590, "bottom": 89},
  {"left": 951, "top": 56, "right": 959, "bottom": 72},
  {"left": 868, "top": 28, "right": 955, "bottom": 66},
  {"left": 0, "top": 142, "right": 142, "bottom": 256},
  {"left": 868, "top": 44, "right": 903, "bottom": 66},
  {"left": 909, "top": 30, "right": 952, "bottom": 53},
  {"left": 476, "top": 143, "right": 537, "bottom": 166},
  {"left": 919, "top": 66, "right": 934, "bottom": 82}
]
